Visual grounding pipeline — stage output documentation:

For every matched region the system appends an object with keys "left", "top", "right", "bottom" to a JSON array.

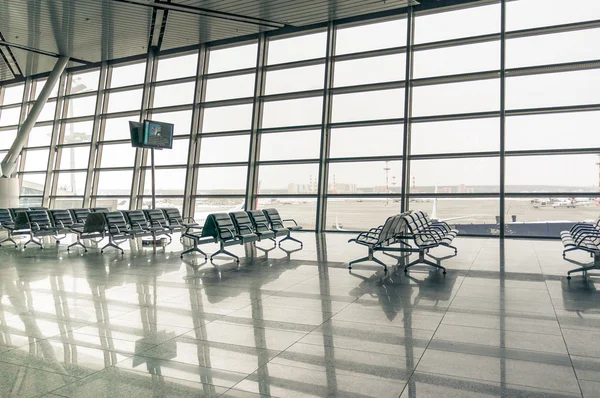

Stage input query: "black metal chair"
[
  {"left": 348, "top": 215, "right": 402, "bottom": 273},
  {"left": 262, "top": 208, "right": 303, "bottom": 247},
  {"left": 102, "top": 211, "right": 134, "bottom": 254},
  {"left": 160, "top": 208, "right": 199, "bottom": 233},
  {"left": 0, "top": 209, "right": 17, "bottom": 247},
  {"left": 70, "top": 208, "right": 92, "bottom": 226},
  {"left": 398, "top": 212, "right": 448, "bottom": 274},
  {"left": 23, "top": 210, "right": 62, "bottom": 249},
  {"left": 68, "top": 213, "right": 107, "bottom": 253},
  {"left": 123, "top": 210, "right": 170, "bottom": 244},
  {"left": 49, "top": 209, "right": 78, "bottom": 244},
  {"left": 144, "top": 209, "right": 175, "bottom": 241}
]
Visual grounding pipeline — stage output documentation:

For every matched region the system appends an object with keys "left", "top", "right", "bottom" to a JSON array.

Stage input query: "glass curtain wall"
[{"left": 1, "top": 0, "right": 599, "bottom": 237}]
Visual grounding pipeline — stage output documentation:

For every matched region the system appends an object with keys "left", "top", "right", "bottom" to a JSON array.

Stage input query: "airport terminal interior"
[{"left": 1, "top": 0, "right": 600, "bottom": 396}]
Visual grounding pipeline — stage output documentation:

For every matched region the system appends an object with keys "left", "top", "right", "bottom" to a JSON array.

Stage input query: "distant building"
[{"left": 437, "top": 187, "right": 453, "bottom": 194}]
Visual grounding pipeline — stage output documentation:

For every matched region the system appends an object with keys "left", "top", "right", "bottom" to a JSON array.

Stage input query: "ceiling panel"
[
  {"left": 161, "top": 9, "right": 269, "bottom": 51},
  {"left": 0, "top": 0, "right": 426, "bottom": 83},
  {"left": 0, "top": 53, "right": 14, "bottom": 81},
  {"left": 172, "top": 0, "right": 415, "bottom": 26}
]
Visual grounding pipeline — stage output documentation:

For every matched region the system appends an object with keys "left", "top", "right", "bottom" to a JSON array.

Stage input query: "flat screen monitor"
[
  {"left": 129, "top": 121, "right": 144, "bottom": 148},
  {"left": 142, "top": 120, "right": 174, "bottom": 150}
]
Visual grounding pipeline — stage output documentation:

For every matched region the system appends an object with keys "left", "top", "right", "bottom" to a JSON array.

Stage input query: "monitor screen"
[
  {"left": 142, "top": 120, "right": 174, "bottom": 149},
  {"left": 129, "top": 121, "right": 144, "bottom": 148}
]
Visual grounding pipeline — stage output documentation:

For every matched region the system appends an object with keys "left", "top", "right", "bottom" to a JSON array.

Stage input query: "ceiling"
[{"left": 0, "top": 0, "right": 474, "bottom": 84}]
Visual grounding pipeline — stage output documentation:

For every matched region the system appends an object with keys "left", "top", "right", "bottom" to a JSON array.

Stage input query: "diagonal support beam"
[{"left": 0, "top": 56, "right": 69, "bottom": 178}]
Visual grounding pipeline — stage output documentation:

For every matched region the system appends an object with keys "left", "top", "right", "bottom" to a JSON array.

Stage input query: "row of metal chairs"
[
  {"left": 0, "top": 207, "right": 194, "bottom": 253},
  {"left": 181, "top": 209, "right": 303, "bottom": 262},
  {"left": 348, "top": 211, "right": 458, "bottom": 274},
  {"left": 561, "top": 220, "right": 600, "bottom": 279}
]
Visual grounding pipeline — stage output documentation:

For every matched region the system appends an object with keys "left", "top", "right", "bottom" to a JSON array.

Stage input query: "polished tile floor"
[{"left": 0, "top": 232, "right": 599, "bottom": 397}]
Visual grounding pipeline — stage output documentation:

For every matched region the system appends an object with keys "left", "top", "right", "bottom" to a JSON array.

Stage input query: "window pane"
[
  {"left": 21, "top": 173, "right": 46, "bottom": 196},
  {"left": 268, "top": 32, "right": 327, "bottom": 65},
  {"left": 507, "top": 0, "right": 600, "bottom": 31},
  {"left": 205, "top": 74, "right": 255, "bottom": 102},
  {"left": 20, "top": 197, "right": 43, "bottom": 207},
  {"left": 70, "top": 69, "right": 100, "bottom": 94},
  {"left": 103, "top": 116, "right": 138, "bottom": 141},
  {"left": 506, "top": 154, "right": 598, "bottom": 193},
  {"left": 196, "top": 166, "right": 247, "bottom": 195},
  {"left": 415, "top": 3, "right": 500, "bottom": 44},
  {"left": 413, "top": 41, "right": 500, "bottom": 79},
  {"left": 144, "top": 168, "right": 186, "bottom": 195},
  {"left": 413, "top": 79, "right": 499, "bottom": 117},
  {"left": 199, "top": 135, "right": 249, "bottom": 163},
  {"left": 262, "top": 97, "right": 323, "bottom": 128},
  {"left": 327, "top": 199, "right": 402, "bottom": 231},
  {"left": 508, "top": 70, "right": 600, "bottom": 110},
  {"left": 332, "top": 89, "right": 404, "bottom": 123},
  {"left": 208, "top": 43, "right": 258, "bottom": 74},
  {"left": 27, "top": 125, "right": 53, "bottom": 147},
  {"left": 329, "top": 161, "right": 402, "bottom": 194},
  {"left": 23, "top": 149, "right": 49, "bottom": 171},
  {"left": 36, "top": 100, "right": 57, "bottom": 122},
  {"left": 94, "top": 197, "right": 130, "bottom": 211},
  {"left": 153, "top": 82, "right": 195, "bottom": 108},
  {"left": 330, "top": 125, "right": 403, "bottom": 158},
  {"left": 64, "top": 120, "right": 93, "bottom": 144},
  {"left": 336, "top": 19, "right": 407, "bottom": 55},
  {"left": 2, "top": 85, "right": 24, "bottom": 105},
  {"left": 53, "top": 197, "right": 84, "bottom": 209},
  {"left": 334, "top": 55, "right": 406, "bottom": 87},
  {"left": 156, "top": 53, "right": 198, "bottom": 81},
  {"left": 34, "top": 78, "right": 59, "bottom": 99},
  {"left": 146, "top": 138, "right": 189, "bottom": 166},
  {"left": 107, "top": 89, "right": 143, "bottom": 113},
  {"left": 507, "top": 29, "right": 600, "bottom": 69},
  {"left": 100, "top": 144, "right": 137, "bottom": 167},
  {"left": 96, "top": 170, "right": 133, "bottom": 195},
  {"left": 504, "top": 198, "right": 596, "bottom": 238},
  {"left": 202, "top": 104, "right": 253, "bottom": 133},
  {"left": 55, "top": 172, "right": 86, "bottom": 196},
  {"left": 409, "top": 198, "right": 500, "bottom": 236},
  {"left": 66, "top": 95, "right": 96, "bottom": 118},
  {"left": 150, "top": 110, "right": 192, "bottom": 136},
  {"left": 0, "top": 107, "right": 21, "bottom": 126},
  {"left": 194, "top": 198, "right": 245, "bottom": 222},
  {"left": 410, "top": 157, "right": 500, "bottom": 192},
  {"left": 260, "top": 130, "right": 321, "bottom": 161},
  {"left": 265, "top": 65, "right": 324, "bottom": 95},
  {"left": 256, "top": 198, "right": 316, "bottom": 229},
  {"left": 258, "top": 163, "right": 319, "bottom": 194},
  {"left": 0, "top": 129, "right": 17, "bottom": 149},
  {"left": 111, "top": 63, "right": 146, "bottom": 88},
  {"left": 411, "top": 118, "right": 499, "bottom": 155},
  {"left": 58, "top": 146, "right": 91, "bottom": 170},
  {"left": 506, "top": 112, "right": 600, "bottom": 151}
]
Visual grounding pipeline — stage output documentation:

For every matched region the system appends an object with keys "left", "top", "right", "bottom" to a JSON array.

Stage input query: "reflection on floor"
[{"left": 0, "top": 232, "right": 599, "bottom": 397}]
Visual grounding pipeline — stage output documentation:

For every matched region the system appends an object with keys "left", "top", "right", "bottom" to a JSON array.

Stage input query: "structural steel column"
[
  {"left": 183, "top": 45, "right": 207, "bottom": 219},
  {"left": 0, "top": 56, "right": 69, "bottom": 178},
  {"left": 499, "top": 0, "right": 507, "bottom": 239},
  {"left": 401, "top": 8, "right": 415, "bottom": 213},
  {"left": 315, "top": 22, "right": 335, "bottom": 232},
  {"left": 245, "top": 34, "right": 267, "bottom": 211}
]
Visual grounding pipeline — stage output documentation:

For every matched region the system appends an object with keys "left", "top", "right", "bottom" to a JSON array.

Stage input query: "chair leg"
[
  {"left": 23, "top": 234, "right": 43, "bottom": 249},
  {"left": 210, "top": 248, "right": 239, "bottom": 263},
  {"left": 348, "top": 248, "right": 387, "bottom": 273},
  {"left": 404, "top": 251, "right": 446, "bottom": 274},
  {"left": 279, "top": 235, "right": 303, "bottom": 248},
  {"left": 0, "top": 236, "right": 17, "bottom": 248},
  {"left": 68, "top": 236, "right": 88, "bottom": 253},
  {"left": 101, "top": 236, "right": 123, "bottom": 254},
  {"left": 180, "top": 238, "right": 207, "bottom": 260}
]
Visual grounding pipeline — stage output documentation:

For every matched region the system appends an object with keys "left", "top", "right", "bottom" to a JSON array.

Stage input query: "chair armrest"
[
  {"left": 283, "top": 218, "right": 299, "bottom": 227},
  {"left": 238, "top": 225, "right": 254, "bottom": 233},
  {"left": 218, "top": 226, "right": 236, "bottom": 238},
  {"left": 107, "top": 223, "right": 122, "bottom": 234},
  {"left": 414, "top": 231, "right": 439, "bottom": 244},
  {"left": 184, "top": 225, "right": 203, "bottom": 235}
]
